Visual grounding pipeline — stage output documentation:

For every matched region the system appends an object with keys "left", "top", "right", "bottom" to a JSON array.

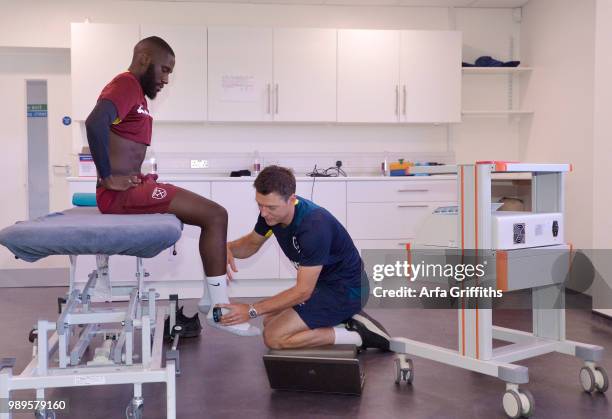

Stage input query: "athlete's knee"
[{"left": 204, "top": 201, "right": 228, "bottom": 226}]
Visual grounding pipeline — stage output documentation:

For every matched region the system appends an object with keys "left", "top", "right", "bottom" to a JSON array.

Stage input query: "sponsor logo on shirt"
[{"left": 137, "top": 104, "right": 151, "bottom": 117}]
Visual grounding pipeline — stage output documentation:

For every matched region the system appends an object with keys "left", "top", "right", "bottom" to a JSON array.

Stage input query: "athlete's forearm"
[{"left": 85, "top": 99, "right": 117, "bottom": 179}]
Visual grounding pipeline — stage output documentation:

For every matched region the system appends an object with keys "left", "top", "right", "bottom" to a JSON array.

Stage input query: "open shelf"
[
  {"left": 462, "top": 110, "right": 534, "bottom": 116},
  {"left": 462, "top": 67, "right": 533, "bottom": 74}
]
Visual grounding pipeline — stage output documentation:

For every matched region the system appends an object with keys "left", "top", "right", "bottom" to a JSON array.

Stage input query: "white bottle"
[
  {"left": 144, "top": 148, "right": 157, "bottom": 175},
  {"left": 253, "top": 150, "right": 261, "bottom": 176},
  {"left": 381, "top": 151, "right": 389, "bottom": 176}
]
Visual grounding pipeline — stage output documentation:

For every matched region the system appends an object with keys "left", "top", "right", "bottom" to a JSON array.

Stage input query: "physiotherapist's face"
[{"left": 256, "top": 192, "right": 296, "bottom": 226}]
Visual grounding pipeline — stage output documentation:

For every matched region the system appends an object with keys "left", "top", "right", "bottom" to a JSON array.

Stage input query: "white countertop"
[{"left": 67, "top": 173, "right": 530, "bottom": 182}]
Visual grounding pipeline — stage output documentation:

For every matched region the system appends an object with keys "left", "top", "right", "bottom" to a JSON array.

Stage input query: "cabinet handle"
[
  {"left": 275, "top": 83, "right": 279, "bottom": 114},
  {"left": 267, "top": 83, "right": 271, "bottom": 114},
  {"left": 402, "top": 85, "right": 407, "bottom": 115},
  {"left": 397, "top": 189, "right": 429, "bottom": 193},
  {"left": 397, "top": 204, "right": 429, "bottom": 208},
  {"left": 395, "top": 85, "right": 399, "bottom": 115}
]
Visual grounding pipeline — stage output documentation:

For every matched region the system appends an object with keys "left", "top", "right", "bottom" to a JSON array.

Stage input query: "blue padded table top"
[{"left": 0, "top": 207, "right": 182, "bottom": 262}]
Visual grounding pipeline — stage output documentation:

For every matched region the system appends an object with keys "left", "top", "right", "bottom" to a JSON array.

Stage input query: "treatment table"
[{"left": 0, "top": 207, "right": 184, "bottom": 419}]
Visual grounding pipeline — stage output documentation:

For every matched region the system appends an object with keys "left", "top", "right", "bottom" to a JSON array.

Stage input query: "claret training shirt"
[{"left": 98, "top": 71, "right": 152, "bottom": 145}]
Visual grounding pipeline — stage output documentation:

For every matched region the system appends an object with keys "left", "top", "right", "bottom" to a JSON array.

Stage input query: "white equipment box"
[
  {"left": 414, "top": 207, "right": 563, "bottom": 250},
  {"left": 492, "top": 212, "right": 563, "bottom": 250}
]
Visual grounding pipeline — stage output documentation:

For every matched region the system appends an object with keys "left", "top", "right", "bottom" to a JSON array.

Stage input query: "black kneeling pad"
[{"left": 263, "top": 344, "right": 364, "bottom": 395}]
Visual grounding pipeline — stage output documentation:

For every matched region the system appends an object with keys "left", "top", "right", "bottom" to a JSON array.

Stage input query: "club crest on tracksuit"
[{"left": 151, "top": 187, "right": 167, "bottom": 200}]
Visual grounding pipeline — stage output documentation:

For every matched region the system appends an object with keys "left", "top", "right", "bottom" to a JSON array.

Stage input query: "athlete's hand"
[
  {"left": 101, "top": 175, "right": 141, "bottom": 191},
  {"left": 216, "top": 303, "right": 250, "bottom": 326},
  {"left": 226, "top": 245, "right": 238, "bottom": 281}
]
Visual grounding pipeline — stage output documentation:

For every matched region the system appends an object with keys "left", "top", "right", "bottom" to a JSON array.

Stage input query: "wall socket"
[{"left": 190, "top": 159, "right": 209, "bottom": 169}]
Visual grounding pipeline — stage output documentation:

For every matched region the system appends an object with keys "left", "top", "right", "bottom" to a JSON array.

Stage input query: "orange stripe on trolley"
[
  {"left": 460, "top": 166, "right": 466, "bottom": 356},
  {"left": 406, "top": 242, "right": 412, "bottom": 281},
  {"left": 568, "top": 242, "right": 573, "bottom": 279},
  {"left": 474, "top": 166, "right": 479, "bottom": 360},
  {"left": 494, "top": 162, "right": 508, "bottom": 172},
  {"left": 496, "top": 251, "right": 508, "bottom": 292}
]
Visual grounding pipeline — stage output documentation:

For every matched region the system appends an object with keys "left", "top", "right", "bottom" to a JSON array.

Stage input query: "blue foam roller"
[{"left": 72, "top": 193, "right": 97, "bottom": 207}]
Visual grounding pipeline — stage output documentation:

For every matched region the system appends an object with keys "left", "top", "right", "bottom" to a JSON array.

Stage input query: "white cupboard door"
[
  {"left": 337, "top": 30, "right": 400, "bottom": 123},
  {"left": 211, "top": 182, "right": 280, "bottom": 279},
  {"left": 400, "top": 31, "right": 462, "bottom": 123},
  {"left": 71, "top": 23, "right": 140, "bottom": 121},
  {"left": 208, "top": 27, "right": 273, "bottom": 122},
  {"left": 273, "top": 28, "right": 337, "bottom": 122},
  {"left": 140, "top": 25, "right": 206, "bottom": 121}
]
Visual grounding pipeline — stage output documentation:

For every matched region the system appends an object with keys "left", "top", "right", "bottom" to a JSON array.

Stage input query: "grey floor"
[{"left": 0, "top": 287, "right": 610, "bottom": 419}]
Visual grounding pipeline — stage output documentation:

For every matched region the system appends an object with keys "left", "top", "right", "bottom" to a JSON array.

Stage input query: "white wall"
[
  {"left": 0, "top": 1, "right": 522, "bottom": 272},
  {"left": 520, "top": 0, "right": 596, "bottom": 249},
  {"left": 591, "top": 0, "right": 612, "bottom": 315},
  {"left": 0, "top": 48, "right": 72, "bottom": 270}
]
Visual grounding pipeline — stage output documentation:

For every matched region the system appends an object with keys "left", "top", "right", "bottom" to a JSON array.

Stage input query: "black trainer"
[{"left": 346, "top": 311, "right": 391, "bottom": 351}]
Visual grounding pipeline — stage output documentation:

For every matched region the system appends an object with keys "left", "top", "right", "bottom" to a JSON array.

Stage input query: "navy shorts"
[{"left": 293, "top": 272, "right": 370, "bottom": 329}]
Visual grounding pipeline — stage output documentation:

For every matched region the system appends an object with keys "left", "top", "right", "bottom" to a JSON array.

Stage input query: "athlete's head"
[
  {"left": 254, "top": 165, "right": 297, "bottom": 226},
  {"left": 130, "top": 36, "right": 175, "bottom": 99}
]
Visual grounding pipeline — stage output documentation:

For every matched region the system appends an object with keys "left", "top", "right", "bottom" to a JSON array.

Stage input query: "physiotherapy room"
[{"left": 0, "top": 0, "right": 611, "bottom": 418}]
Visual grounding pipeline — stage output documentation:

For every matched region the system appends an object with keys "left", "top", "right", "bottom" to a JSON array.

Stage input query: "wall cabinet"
[
  {"left": 140, "top": 25, "right": 207, "bottom": 121},
  {"left": 207, "top": 27, "right": 273, "bottom": 122},
  {"left": 272, "top": 28, "right": 337, "bottom": 122},
  {"left": 72, "top": 25, "right": 461, "bottom": 124},
  {"left": 337, "top": 29, "right": 462, "bottom": 123},
  {"left": 208, "top": 27, "right": 337, "bottom": 122}
]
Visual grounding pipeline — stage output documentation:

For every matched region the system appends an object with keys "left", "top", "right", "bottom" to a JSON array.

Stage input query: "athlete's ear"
[
  {"left": 138, "top": 51, "right": 152, "bottom": 67},
  {"left": 288, "top": 194, "right": 297, "bottom": 205}
]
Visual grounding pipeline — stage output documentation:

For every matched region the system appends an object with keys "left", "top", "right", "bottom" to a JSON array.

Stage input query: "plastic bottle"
[{"left": 253, "top": 150, "right": 261, "bottom": 176}]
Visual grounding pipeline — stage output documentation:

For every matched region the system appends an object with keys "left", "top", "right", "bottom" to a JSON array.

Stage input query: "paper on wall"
[{"left": 221, "top": 75, "right": 257, "bottom": 102}]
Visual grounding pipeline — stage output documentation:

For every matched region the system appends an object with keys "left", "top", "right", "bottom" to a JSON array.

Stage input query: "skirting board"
[
  {"left": 593, "top": 309, "right": 612, "bottom": 319},
  {"left": 0, "top": 268, "right": 295, "bottom": 299}
]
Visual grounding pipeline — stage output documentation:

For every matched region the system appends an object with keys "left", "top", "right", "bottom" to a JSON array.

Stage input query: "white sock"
[
  {"left": 333, "top": 326, "right": 362, "bottom": 346},
  {"left": 197, "top": 289, "right": 210, "bottom": 313},
  {"left": 205, "top": 275, "right": 260, "bottom": 337}
]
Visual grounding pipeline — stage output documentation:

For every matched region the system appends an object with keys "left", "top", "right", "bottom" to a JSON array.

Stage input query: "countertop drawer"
[
  {"left": 347, "top": 202, "right": 443, "bottom": 239},
  {"left": 347, "top": 180, "right": 456, "bottom": 203}
]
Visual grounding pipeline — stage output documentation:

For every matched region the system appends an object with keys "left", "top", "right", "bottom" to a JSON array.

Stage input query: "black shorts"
[{"left": 293, "top": 272, "right": 369, "bottom": 329}]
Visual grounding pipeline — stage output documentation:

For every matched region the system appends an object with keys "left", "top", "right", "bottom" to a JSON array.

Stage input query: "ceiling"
[{"left": 128, "top": 0, "right": 530, "bottom": 8}]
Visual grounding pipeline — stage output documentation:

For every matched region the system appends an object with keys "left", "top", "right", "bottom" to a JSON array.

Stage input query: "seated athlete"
[
  {"left": 217, "top": 166, "right": 390, "bottom": 350},
  {"left": 85, "top": 36, "right": 258, "bottom": 336}
]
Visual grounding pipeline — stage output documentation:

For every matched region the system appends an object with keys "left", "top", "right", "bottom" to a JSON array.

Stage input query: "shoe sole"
[{"left": 351, "top": 313, "right": 391, "bottom": 340}]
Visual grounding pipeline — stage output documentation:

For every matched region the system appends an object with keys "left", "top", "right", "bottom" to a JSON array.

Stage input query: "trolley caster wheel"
[
  {"left": 580, "top": 365, "right": 609, "bottom": 393},
  {"left": 28, "top": 328, "right": 38, "bottom": 343},
  {"left": 502, "top": 388, "right": 534, "bottom": 418},
  {"left": 394, "top": 355, "right": 413, "bottom": 385},
  {"left": 125, "top": 403, "right": 144, "bottom": 419},
  {"left": 34, "top": 409, "right": 56, "bottom": 419}
]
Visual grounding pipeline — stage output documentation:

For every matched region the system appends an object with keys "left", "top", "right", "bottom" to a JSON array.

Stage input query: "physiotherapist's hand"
[
  {"left": 101, "top": 175, "right": 141, "bottom": 191},
  {"left": 226, "top": 245, "right": 238, "bottom": 281},
  {"left": 217, "top": 303, "right": 250, "bottom": 326}
]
